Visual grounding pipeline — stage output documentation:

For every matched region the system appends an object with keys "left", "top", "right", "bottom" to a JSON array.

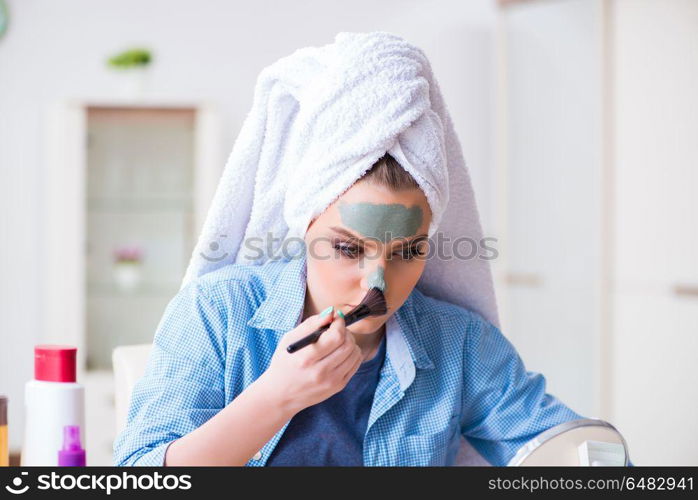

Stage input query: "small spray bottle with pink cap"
[{"left": 58, "top": 425, "right": 86, "bottom": 466}]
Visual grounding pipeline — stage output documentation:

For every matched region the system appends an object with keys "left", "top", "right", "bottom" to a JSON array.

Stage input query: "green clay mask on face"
[
  {"left": 338, "top": 201, "right": 424, "bottom": 295},
  {"left": 367, "top": 266, "right": 386, "bottom": 293},
  {"left": 338, "top": 202, "right": 423, "bottom": 242}
]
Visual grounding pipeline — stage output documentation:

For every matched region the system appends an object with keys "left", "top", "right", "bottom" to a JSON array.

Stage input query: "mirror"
[{"left": 507, "top": 418, "right": 630, "bottom": 466}]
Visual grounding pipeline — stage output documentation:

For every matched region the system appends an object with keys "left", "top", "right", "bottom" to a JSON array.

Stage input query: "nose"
[{"left": 360, "top": 261, "right": 388, "bottom": 294}]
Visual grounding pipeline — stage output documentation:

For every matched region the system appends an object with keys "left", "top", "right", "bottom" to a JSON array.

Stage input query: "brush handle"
[{"left": 286, "top": 305, "right": 371, "bottom": 353}]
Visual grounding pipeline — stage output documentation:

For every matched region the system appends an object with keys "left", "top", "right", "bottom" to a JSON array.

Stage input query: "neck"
[{"left": 350, "top": 323, "right": 386, "bottom": 362}]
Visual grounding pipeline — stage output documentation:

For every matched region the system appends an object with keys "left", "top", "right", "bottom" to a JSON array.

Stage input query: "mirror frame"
[{"left": 507, "top": 418, "right": 630, "bottom": 466}]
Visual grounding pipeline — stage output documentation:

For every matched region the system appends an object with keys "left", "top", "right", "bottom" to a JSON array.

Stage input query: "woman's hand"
[
  {"left": 257, "top": 307, "right": 363, "bottom": 416},
  {"left": 164, "top": 307, "right": 359, "bottom": 467}
]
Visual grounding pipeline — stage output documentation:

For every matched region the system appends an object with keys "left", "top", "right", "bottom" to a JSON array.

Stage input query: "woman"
[{"left": 113, "top": 32, "right": 585, "bottom": 466}]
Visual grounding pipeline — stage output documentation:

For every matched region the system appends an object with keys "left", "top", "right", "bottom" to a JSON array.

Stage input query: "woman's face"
[{"left": 303, "top": 180, "right": 432, "bottom": 335}]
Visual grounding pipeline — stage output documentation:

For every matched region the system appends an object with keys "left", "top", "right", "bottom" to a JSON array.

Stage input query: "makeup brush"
[{"left": 286, "top": 287, "right": 388, "bottom": 353}]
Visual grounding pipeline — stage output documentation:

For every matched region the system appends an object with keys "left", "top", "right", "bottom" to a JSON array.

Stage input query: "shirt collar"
[
  {"left": 246, "top": 256, "right": 308, "bottom": 333},
  {"left": 246, "top": 254, "right": 434, "bottom": 378}
]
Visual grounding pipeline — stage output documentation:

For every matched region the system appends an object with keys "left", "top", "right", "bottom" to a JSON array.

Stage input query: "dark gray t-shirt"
[{"left": 266, "top": 334, "right": 387, "bottom": 466}]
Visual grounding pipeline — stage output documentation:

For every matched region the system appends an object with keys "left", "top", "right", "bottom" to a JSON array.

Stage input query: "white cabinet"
[
  {"left": 43, "top": 100, "right": 221, "bottom": 465},
  {"left": 611, "top": 292, "right": 698, "bottom": 465},
  {"left": 497, "top": 0, "right": 605, "bottom": 422},
  {"left": 610, "top": 0, "right": 698, "bottom": 466},
  {"left": 497, "top": 0, "right": 698, "bottom": 465},
  {"left": 613, "top": 0, "right": 698, "bottom": 289}
]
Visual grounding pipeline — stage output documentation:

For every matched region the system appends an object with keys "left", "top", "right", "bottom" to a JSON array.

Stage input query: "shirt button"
[{"left": 252, "top": 451, "right": 262, "bottom": 460}]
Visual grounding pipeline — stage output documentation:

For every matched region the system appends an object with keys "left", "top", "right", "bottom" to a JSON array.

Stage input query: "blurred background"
[{"left": 0, "top": 0, "right": 696, "bottom": 465}]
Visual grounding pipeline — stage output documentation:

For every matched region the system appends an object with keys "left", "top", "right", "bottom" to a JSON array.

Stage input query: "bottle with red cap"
[{"left": 21, "top": 345, "right": 85, "bottom": 466}]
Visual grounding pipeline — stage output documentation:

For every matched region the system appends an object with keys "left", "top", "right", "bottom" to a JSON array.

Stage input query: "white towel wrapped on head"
[{"left": 181, "top": 31, "right": 500, "bottom": 334}]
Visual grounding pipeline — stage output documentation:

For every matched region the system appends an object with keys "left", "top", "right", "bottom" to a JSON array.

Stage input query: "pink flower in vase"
[
  {"left": 112, "top": 245, "right": 143, "bottom": 291},
  {"left": 113, "top": 245, "right": 143, "bottom": 264}
]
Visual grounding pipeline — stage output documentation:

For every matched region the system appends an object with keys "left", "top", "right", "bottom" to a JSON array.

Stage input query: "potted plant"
[
  {"left": 112, "top": 245, "right": 143, "bottom": 291},
  {"left": 106, "top": 48, "right": 153, "bottom": 97}
]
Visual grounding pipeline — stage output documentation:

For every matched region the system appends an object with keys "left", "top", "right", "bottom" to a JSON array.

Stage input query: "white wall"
[
  {"left": 497, "top": 0, "right": 604, "bottom": 420},
  {"left": 0, "top": 0, "right": 498, "bottom": 452},
  {"left": 495, "top": 0, "right": 698, "bottom": 465},
  {"left": 610, "top": 0, "right": 698, "bottom": 465}
]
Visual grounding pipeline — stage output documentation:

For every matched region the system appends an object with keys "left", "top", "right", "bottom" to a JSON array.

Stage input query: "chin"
[{"left": 346, "top": 316, "right": 387, "bottom": 335}]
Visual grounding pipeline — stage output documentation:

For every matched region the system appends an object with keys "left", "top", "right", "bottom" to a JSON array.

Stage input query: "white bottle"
[{"left": 21, "top": 345, "right": 85, "bottom": 466}]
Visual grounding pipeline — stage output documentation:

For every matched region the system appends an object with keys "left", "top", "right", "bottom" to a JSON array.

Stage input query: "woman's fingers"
[
  {"left": 317, "top": 329, "right": 357, "bottom": 367},
  {"left": 283, "top": 306, "right": 335, "bottom": 346},
  {"left": 282, "top": 307, "right": 363, "bottom": 387},
  {"left": 339, "top": 346, "right": 363, "bottom": 382},
  {"left": 311, "top": 309, "right": 347, "bottom": 358}
]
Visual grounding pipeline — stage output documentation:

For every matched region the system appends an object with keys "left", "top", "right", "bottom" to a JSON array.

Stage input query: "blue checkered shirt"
[{"left": 113, "top": 254, "right": 586, "bottom": 466}]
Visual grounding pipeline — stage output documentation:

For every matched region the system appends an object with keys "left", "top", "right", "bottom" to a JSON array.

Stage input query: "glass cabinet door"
[{"left": 85, "top": 107, "right": 196, "bottom": 370}]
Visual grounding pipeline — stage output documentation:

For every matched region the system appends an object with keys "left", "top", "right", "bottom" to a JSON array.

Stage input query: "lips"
[{"left": 342, "top": 302, "right": 389, "bottom": 316}]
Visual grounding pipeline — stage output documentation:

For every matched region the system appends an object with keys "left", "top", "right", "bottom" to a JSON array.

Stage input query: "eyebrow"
[{"left": 329, "top": 226, "right": 428, "bottom": 247}]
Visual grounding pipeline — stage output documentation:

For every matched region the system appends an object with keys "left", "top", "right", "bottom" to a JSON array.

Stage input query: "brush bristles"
[{"left": 350, "top": 287, "right": 388, "bottom": 317}]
